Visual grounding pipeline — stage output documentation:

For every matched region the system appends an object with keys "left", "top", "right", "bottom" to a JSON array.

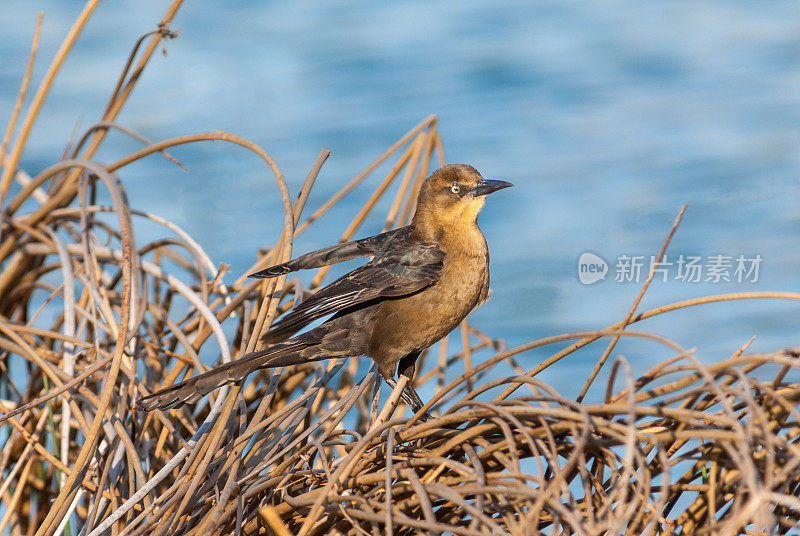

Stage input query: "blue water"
[{"left": 3, "top": 1, "right": 800, "bottom": 399}]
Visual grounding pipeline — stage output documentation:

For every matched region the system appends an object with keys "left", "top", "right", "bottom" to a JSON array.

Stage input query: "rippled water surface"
[{"left": 3, "top": 1, "right": 799, "bottom": 397}]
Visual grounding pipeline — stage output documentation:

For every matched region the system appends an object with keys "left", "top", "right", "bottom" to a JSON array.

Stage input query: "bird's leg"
[
  {"left": 383, "top": 376, "right": 431, "bottom": 422},
  {"left": 395, "top": 351, "right": 432, "bottom": 421}
]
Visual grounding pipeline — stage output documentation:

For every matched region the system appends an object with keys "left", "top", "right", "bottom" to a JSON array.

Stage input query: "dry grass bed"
[{"left": 1, "top": 3, "right": 800, "bottom": 535}]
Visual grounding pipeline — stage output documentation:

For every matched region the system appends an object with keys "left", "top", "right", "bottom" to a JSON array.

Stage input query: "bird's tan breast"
[{"left": 368, "top": 227, "right": 489, "bottom": 359}]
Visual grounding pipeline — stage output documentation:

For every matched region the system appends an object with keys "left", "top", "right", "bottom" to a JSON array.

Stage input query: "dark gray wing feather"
[
  {"left": 249, "top": 228, "right": 405, "bottom": 278},
  {"left": 262, "top": 228, "right": 444, "bottom": 343}
]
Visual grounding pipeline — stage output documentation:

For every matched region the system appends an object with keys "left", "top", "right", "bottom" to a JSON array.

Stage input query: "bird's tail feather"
[{"left": 137, "top": 339, "right": 320, "bottom": 411}]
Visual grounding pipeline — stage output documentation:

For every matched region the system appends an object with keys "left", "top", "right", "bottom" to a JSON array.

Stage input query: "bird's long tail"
[{"left": 137, "top": 339, "right": 322, "bottom": 411}]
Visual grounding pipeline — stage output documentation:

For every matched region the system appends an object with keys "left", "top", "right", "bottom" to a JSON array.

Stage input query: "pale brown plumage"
[{"left": 137, "top": 164, "right": 512, "bottom": 416}]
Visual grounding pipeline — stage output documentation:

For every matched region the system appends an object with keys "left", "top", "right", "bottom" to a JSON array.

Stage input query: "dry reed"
[{"left": 1, "top": 4, "right": 799, "bottom": 536}]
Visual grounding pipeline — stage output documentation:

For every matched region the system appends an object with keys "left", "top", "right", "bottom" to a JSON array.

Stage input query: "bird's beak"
[{"left": 470, "top": 179, "right": 514, "bottom": 197}]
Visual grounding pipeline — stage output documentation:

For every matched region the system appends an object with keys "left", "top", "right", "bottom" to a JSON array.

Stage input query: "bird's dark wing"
[
  {"left": 262, "top": 230, "right": 444, "bottom": 343},
  {"left": 250, "top": 228, "right": 406, "bottom": 278}
]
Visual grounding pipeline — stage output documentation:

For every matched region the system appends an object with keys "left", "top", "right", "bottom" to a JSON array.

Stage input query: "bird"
[{"left": 137, "top": 164, "right": 512, "bottom": 417}]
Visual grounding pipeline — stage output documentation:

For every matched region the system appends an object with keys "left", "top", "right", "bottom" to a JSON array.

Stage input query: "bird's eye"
[{"left": 450, "top": 184, "right": 461, "bottom": 195}]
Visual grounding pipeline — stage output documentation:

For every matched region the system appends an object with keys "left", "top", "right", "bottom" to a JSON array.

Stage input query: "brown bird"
[{"left": 137, "top": 164, "right": 512, "bottom": 416}]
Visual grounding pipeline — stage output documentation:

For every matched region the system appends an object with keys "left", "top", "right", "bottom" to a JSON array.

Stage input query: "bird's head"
[{"left": 413, "top": 164, "right": 513, "bottom": 231}]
